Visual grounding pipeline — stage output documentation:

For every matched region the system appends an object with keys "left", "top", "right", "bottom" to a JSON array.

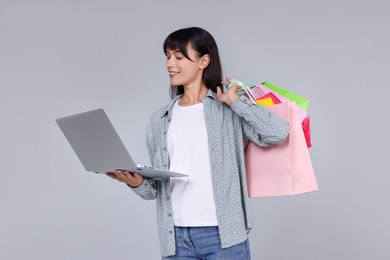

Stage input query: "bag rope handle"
[{"left": 226, "top": 79, "right": 257, "bottom": 104}]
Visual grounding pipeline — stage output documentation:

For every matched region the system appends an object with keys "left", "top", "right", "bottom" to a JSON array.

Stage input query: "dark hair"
[{"left": 163, "top": 27, "right": 222, "bottom": 98}]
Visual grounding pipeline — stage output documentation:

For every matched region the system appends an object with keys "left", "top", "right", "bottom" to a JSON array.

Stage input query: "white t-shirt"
[{"left": 167, "top": 100, "right": 218, "bottom": 226}]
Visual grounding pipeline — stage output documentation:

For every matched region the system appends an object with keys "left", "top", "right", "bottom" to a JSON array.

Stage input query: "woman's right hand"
[{"left": 106, "top": 170, "right": 143, "bottom": 188}]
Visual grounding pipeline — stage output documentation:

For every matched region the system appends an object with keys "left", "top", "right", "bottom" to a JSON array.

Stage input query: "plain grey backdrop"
[{"left": 1, "top": 0, "right": 389, "bottom": 259}]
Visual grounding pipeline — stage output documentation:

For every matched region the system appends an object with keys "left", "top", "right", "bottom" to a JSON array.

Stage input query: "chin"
[{"left": 170, "top": 80, "right": 184, "bottom": 86}]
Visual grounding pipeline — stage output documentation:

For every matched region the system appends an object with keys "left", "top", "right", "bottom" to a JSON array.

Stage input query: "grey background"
[{"left": 1, "top": 0, "right": 389, "bottom": 259}]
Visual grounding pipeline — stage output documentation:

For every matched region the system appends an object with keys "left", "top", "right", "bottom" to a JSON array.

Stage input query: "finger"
[
  {"left": 123, "top": 171, "right": 136, "bottom": 180},
  {"left": 222, "top": 78, "right": 232, "bottom": 85},
  {"left": 132, "top": 173, "right": 143, "bottom": 182},
  {"left": 222, "top": 77, "right": 232, "bottom": 85},
  {"left": 217, "top": 86, "right": 222, "bottom": 97},
  {"left": 106, "top": 172, "right": 116, "bottom": 178},
  {"left": 133, "top": 172, "right": 142, "bottom": 178},
  {"left": 115, "top": 170, "right": 127, "bottom": 180},
  {"left": 228, "top": 83, "right": 241, "bottom": 93},
  {"left": 106, "top": 173, "right": 121, "bottom": 181},
  {"left": 216, "top": 87, "right": 227, "bottom": 102}
]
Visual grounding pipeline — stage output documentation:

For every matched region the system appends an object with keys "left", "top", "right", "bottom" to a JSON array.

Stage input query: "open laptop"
[{"left": 56, "top": 108, "right": 188, "bottom": 178}]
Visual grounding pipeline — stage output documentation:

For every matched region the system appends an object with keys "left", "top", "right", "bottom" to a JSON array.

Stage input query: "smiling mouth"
[{"left": 169, "top": 71, "right": 179, "bottom": 78}]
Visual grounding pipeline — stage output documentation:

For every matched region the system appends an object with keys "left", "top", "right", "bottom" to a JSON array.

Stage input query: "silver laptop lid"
[{"left": 56, "top": 109, "right": 136, "bottom": 173}]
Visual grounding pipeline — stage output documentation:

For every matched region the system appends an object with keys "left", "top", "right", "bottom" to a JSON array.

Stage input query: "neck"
[{"left": 179, "top": 82, "right": 208, "bottom": 106}]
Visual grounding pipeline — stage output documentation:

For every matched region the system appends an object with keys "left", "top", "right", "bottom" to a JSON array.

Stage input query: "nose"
[{"left": 166, "top": 57, "right": 173, "bottom": 69}]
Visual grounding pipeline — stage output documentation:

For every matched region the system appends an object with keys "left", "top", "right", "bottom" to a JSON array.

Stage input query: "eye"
[{"left": 175, "top": 53, "right": 185, "bottom": 59}]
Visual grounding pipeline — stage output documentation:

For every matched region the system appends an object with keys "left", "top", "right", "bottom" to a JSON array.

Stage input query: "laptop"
[{"left": 56, "top": 108, "right": 188, "bottom": 178}]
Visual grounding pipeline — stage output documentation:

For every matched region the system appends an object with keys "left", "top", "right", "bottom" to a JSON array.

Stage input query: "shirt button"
[
  {"left": 163, "top": 164, "right": 168, "bottom": 168},
  {"left": 163, "top": 147, "right": 166, "bottom": 151},
  {"left": 167, "top": 119, "right": 171, "bottom": 122},
  {"left": 168, "top": 213, "right": 172, "bottom": 217},
  {"left": 169, "top": 230, "right": 173, "bottom": 234},
  {"left": 164, "top": 131, "right": 167, "bottom": 135},
  {"left": 167, "top": 196, "right": 170, "bottom": 200}
]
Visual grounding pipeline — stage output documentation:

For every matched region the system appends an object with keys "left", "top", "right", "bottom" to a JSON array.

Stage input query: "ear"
[{"left": 199, "top": 54, "right": 210, "bottom": 70}]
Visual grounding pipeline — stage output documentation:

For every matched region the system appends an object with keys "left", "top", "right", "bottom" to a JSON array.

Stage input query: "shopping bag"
[
  {"left": 257, "top": 84, "right": 312, "bottom": 148},
  {"left": 256, "top": 92, "right": 281, "bottom": 105},
  {"left": 302, "top": 117, "right": 312, "bottom": 148},
  {"left": 255, "top": 97, "right": 274, "bottom": 106},
  {"left": 250, "top": 85, "right": 265, "bottom": 100},
  {"left": 256, "top": 93, "right": 312, "bottom": 149},
  {"left": 227, "top": 80, "right": 308, "bottom": 122},
  {"left": 262, "top": 82, "right": 309, "bottom": 111},
  {"left": 256, "top": 84, "right": 308, "bottom": 122},
  {"left": 245, "top": 101, "right": 318, "bottom": 197}
]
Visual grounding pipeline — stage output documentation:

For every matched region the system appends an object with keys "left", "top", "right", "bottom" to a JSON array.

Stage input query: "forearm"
[
  {"left": 231, "top": 95, "right": 290, "bottom": 146},
  {"left": 128, "top": 179, "right": 158, "bottom": 200}
]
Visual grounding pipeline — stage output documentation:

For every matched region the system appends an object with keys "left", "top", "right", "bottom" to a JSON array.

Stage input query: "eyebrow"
[
  {"left": 166, "top": 50, "right": 184, "bottom": 56},
  {"left": 166, "top": 48, "right": 181, "bottom": 52}
]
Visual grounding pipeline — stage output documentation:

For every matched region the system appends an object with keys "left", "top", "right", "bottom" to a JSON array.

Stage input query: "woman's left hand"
[{"left": 217, "top": 78, "right": 240, "bottom": 106}]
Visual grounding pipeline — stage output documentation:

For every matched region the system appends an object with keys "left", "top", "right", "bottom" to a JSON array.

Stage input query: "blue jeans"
[{"left": 162, "top": 226, "right": 251, "bottom": 260}]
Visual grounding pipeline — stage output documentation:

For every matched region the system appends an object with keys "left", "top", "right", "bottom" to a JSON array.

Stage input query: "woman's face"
[{"left": 165, "top": 44, "right": 205, "bottom": 87}]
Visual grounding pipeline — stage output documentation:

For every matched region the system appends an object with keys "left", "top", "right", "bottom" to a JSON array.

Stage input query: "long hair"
[{"left": 163, "top": 27, "right": 223, "bottom": 99}]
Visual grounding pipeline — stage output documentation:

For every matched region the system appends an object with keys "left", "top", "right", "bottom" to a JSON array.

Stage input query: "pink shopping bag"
[
  {"left": 256, "top": 92, "right": 281, "bottom": 105},
  {"left": 256, "top": 84, "right": 307, "bottom": 122},
  {"left": 257, "top": 89, "right": 312, "bottom": 148},
  {"left": 245, "top": 101, "right": 318, "bottom": 197}
]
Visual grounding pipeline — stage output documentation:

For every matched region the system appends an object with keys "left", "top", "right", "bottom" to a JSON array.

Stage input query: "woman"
[{"left": 107, "top": 27, "right": 289, "bottom": 259}]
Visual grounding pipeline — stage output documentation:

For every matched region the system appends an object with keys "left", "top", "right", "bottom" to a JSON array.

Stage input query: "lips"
[{"left": 168, "top": 71, "right": 179, "bottom": 78}]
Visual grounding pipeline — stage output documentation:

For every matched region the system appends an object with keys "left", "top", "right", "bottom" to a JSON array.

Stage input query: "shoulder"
[
  {"left": 149, "top": 95, "right": 180, "bottom": 122},
  {"left": 147, "top": 102, "right": 172, "bottom": 132},
  {"left": 149, "top": 105, "right": 168, "bottom": 122},
  {"left": 205, "top": 95, "right": 236, "bottom": 116}
]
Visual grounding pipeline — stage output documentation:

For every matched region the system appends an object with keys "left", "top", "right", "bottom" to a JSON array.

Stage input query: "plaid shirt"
[{"left": 130, "top": 89, "right": 289, "bottom": 257}]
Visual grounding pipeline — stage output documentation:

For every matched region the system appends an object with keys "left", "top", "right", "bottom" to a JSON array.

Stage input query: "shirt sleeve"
[
  {"left": 127, "top": 179, "right": 158, "bottom": 200},
  {"left": 127, "top": 111, "right": 161, "bottom": 200},
  {"left": 231, "top": 95, "right": 290, "bottom": 147}
]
